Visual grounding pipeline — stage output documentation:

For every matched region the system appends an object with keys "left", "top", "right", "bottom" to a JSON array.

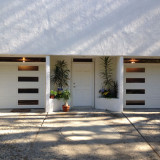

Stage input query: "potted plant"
[
  {"left": 62, "top": 90, "right": 71, "bottom": 112},
  {"left": 99, "top": 57, "right": 118, "bottom": 98},
  {"left": 50, "top": 90, "right": 57, "bottom": 99},
  {"left": 50, "top": 60, "right": 70, "bottom": 111}
]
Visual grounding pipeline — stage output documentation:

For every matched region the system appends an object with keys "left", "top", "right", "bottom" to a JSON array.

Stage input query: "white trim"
[
  {"left": 45, "top": 56, "right": 51, "bottom": 112},
  {"left": 94, "top": 59, "right": 95, "bottom": 108},
  {"left": 118, "top": 56, "right": 124, "bottom": 112}
]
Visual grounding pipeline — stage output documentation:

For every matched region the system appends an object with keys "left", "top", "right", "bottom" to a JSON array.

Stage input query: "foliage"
[
  {"left": 53, "top": 89, "right": 71, "bottom": 102},
  {"left": 56, "top": 88, "right": 63, "bottom": 99},
  {"left": 51, "top": 60, "right": 70, "bottom": 89},
  {"left": 99, "top": 88, "right": 109, "bottom": 98},
  {"left": 112, "top": 81, "right": 118, "bottom": 98},
  {"left": 62, "top": 90, "right": 71, "bottom": 106},
  {"left": 50, "top": 90, "right": 57, "bottom": 96},
  {"left": 100, "top": 57, "right": 113, "bottom": 89},
  {"left": 62, "top": 90, "right": 71, "bottom": 101},
  {"left": 100, "top": 57, "right": 118, "bottom": 98}
]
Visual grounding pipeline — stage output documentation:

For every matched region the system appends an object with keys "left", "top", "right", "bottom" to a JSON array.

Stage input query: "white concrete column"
[
  {"left": 116, "top": 56, "right": 124, "bottom": 112},
  {"left": 45, "top": 56, "right": 51, "bottom": 113}
]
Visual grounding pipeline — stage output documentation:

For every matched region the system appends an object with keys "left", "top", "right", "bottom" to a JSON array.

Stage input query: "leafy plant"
[
  {"left": 100, "top": 57, "right": 113, "bottom": 89},
  {"left": 100, "top": 57, "right": 118, "bottom": 98},
  {"left": 99, "top": 88, "right": 109, "bottom": 98},
  {"left": 50, "top": 90, "right": 57, "bottom": 96},
  {"left": 62, "top": 90, "right": 71, "bottom": 106},
  {"left": 112, "top": 81, "right": 118, "bottom": 98},
  {"left": 56, "top": 88, "right": 63, "bottom": 99},
  {"left": 51, "top": 60, "right": 70, "bottom": 89}
]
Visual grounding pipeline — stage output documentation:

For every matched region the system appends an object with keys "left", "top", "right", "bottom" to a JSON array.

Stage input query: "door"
[
  {"left": 72, "top": 62, "right": 94, "bottom": 107},
  {"left": 124, "top": 64, "right": 146, "bottom": 108},
  {"left": 124, "top": 64, "right": 160, "bottom": 108},
  {"left": 0, "top": 64, "right": 17, "bottom": 108},
  {"left": 146, "top": 65, "right": 160, "bottom": 108},
  {"left": 0, "top": 62, "right": 45, "bottom": 109}
]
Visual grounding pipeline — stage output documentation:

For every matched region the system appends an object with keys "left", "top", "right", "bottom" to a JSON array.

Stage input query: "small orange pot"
[
  {"left": 62, "top": 105, "right": 70, "bottom": 112},
  {"left": 50, "top": 95, "right": 54, "bottom": 99}
]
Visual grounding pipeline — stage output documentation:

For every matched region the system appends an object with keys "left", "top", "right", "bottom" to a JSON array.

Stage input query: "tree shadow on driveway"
[{"left": 0, "top": 109, "right": 160, "bottom": 160}]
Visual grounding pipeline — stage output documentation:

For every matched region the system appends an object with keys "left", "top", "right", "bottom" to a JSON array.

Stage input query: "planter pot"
[
  {"left": 95, "top": 97, "right": 122, "bottom": 112},
  {"left": 49, "top": 99, "right": 63, "bottom": 111},
  {"left": 62, "top": 105, "right": 70, "bottom": 112},
  {"left": 50, "top": 95, "right": 54, "bottom": 99}
]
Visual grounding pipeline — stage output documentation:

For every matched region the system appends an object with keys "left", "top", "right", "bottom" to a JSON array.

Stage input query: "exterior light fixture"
[
  {"left": 22, "top": 57, "right": 25, "bottom": 63},
  {"left": 130, "top": 59, "right": 136, "bottom": 64},
  {"left": 131, "top": 61, "right": 135, "bottom": 64}
]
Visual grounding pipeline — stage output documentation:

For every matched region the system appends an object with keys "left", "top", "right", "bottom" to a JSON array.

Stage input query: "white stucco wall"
[{"left": 0, "top": 0, "right": 160, "bottom": 56}]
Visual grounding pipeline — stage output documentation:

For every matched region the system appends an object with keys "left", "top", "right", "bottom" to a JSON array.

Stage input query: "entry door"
[
  {"left": 0, "top": 63, "right": 45, "bottom": 109},
  {"left": 72, "top": 63, "right": 94, "bottom": 107},
  {"left": 124, "top": 64, "right": 160, "bottom": 108}
]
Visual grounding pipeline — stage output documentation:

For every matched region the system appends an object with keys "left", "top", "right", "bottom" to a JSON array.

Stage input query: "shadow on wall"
[{"left": 0, "top": 0, "right": 160, "bottom": 56}]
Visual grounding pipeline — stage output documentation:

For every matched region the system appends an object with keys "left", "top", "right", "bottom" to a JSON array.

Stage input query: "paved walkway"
[{"left": 0, "top": 109, "right": 160, "bottom": 160}]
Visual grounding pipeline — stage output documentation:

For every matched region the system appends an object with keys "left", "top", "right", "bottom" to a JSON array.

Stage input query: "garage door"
[
  {"left": 124, "top": 64, "right": 160, "bottom": 108},
  {"left": 0, "top": 62, "right": 45, "bottom": 109}
]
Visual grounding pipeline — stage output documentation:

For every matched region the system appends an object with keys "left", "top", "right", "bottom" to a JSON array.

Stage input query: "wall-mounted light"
[
  {"left": 130, "top": 59, "right": 137, "bottom": 64},
  {"left": 22, "top": 57, "right": 25, "bottom": 63},
  {"left": 131, "top": 61, "right": 135, "bottom": 64}
]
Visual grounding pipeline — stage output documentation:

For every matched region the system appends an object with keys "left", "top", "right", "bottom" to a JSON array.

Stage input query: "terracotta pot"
[
  {"left": 50, "top": 95, "right": 54, "bottom": 99},
  {"left": 62, "top": 105, "right": 70, "bottom": 112}
]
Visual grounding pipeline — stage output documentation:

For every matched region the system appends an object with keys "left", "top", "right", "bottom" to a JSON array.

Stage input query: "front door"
[
  {"left": 72, "top": 62, "right": 94, "bottom": 107},
  {"left": 124, "top": 63, "right": 160, "bottom": 108}
]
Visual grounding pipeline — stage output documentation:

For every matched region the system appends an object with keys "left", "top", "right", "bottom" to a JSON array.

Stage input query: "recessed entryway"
[{"left": 72, "top": 61, "right": 94, "bottom": 108}]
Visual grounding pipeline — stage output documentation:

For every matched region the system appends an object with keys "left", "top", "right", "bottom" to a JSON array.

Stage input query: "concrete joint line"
[
  {"left": 32, "top": 112, "right": 48, "bottom": 144},
  {"left": 36, "top": 112, "right": 48, "bottom": 137},
  {"left": 122, "top": 112, "right": 160, "bottom": 159},
  {"left": 24, "top": 112, "right": 48, "bottom": 159}
]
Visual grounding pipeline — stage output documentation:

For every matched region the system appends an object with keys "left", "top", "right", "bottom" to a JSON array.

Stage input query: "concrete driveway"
[
  {"left": 0, "top": 109, "right": 160, "bottom": 160},
  {"left": 123, "top": 109, "right": 160, "bottom": 159}
]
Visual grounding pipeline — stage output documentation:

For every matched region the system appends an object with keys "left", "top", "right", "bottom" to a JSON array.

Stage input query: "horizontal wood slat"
[
  {"left": 0, "top": 57, "right": 45, "bottom": 62},
  {"left": 18, "top": 66, "right": 38, "bottom": 71},
  {"left": 126, "top": 68, "right": 145, "bottom": 72},
  {"left": 18, "top": 88, "right": 39, "bottom": 93},
  {"left": 73, "top": 58, "right": 92, "bottom": 62},
  {"left": 126, "top": 89, "right": 145, "bottom": 94},
  {"left": 18, "top": 100, "right": 39, "bottom": 105},
  {"left": 126, "top": 100, "right": 145, "bottom": 105},
  {"left": 124, "top": 58, "right": 160, "bottom": 63},
  {"left": 126, "top": 78, "right": 145, "bottom": 83},
  {"left": 18, "top": 77, "right": 39, "bottom": 82}
]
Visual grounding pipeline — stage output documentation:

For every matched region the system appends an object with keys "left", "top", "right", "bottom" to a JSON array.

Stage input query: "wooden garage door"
[
  {"left": 0, "top": 63, "right": 45, "bottom": 109},
  {"left": 124, "top": 64, "right": 160, "bottom": 108}
]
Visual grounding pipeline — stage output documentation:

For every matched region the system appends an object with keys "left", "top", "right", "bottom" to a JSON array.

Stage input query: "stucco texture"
[{"left": 0, "top": 0, "right": 160, "bottom": 56}]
